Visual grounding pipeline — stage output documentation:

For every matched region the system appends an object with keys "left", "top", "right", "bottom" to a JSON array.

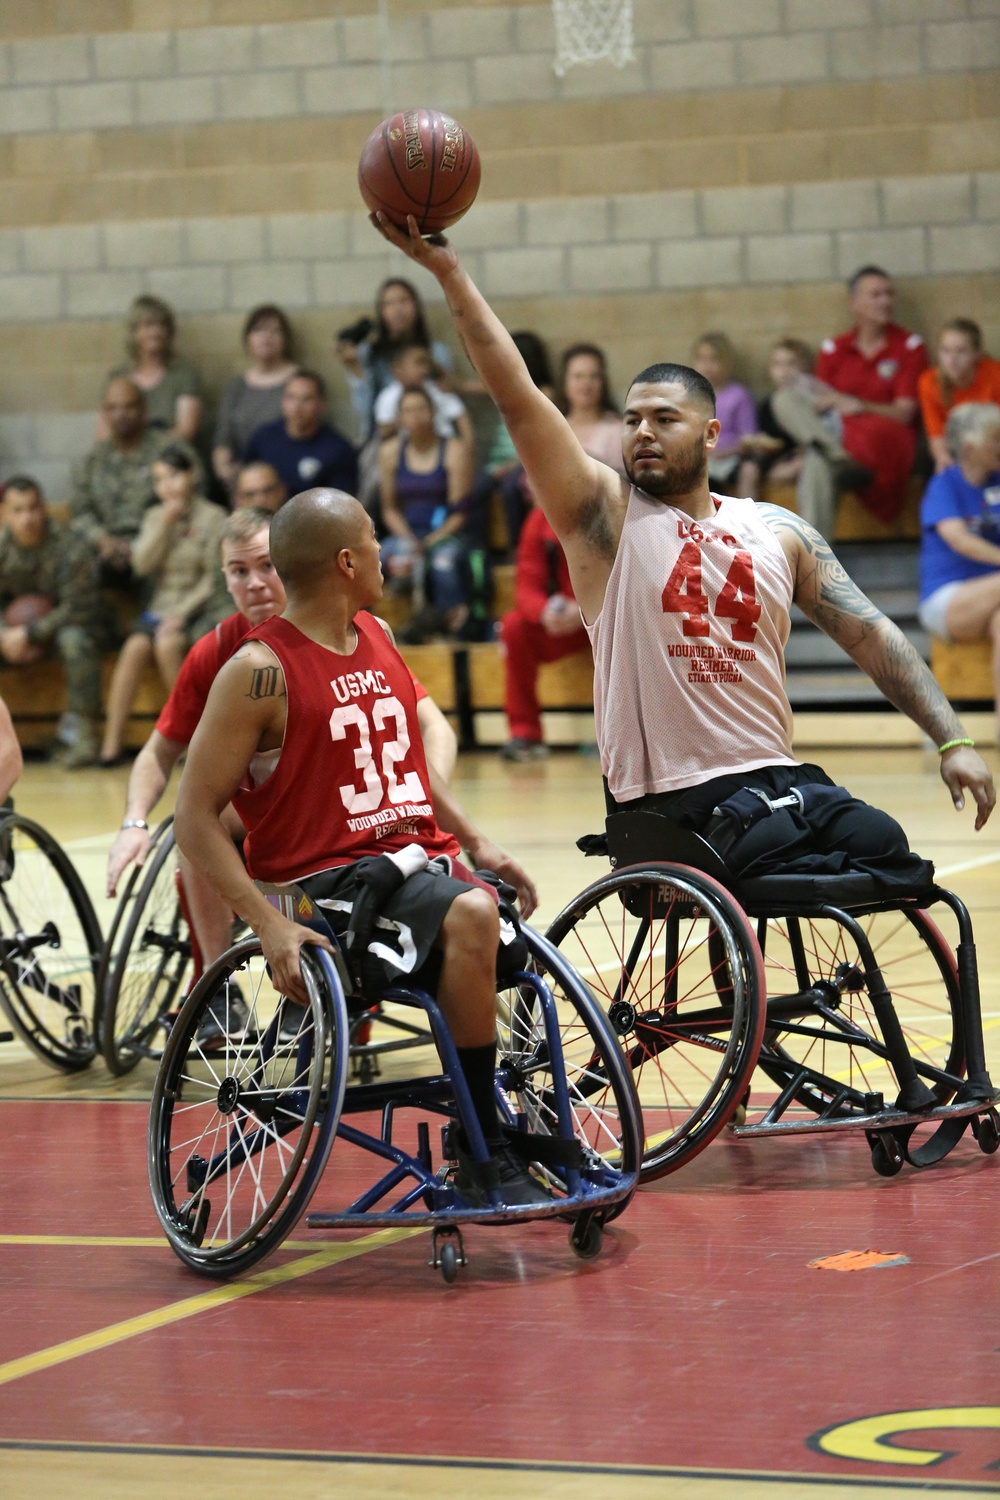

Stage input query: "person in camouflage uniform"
[
  {"left": 70, "top": 377, "right": 201, "bottom": 586},
  {"left": 0, "top": 476, "right": 108, "bottom": 768}
]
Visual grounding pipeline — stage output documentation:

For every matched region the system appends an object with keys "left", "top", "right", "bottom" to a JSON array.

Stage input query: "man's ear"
[
  {"left": 336, "top": 546, "right": 354, "bottom": 579},
  {"left": 704, "top": 417, "right": 722, "bottom": 453}
]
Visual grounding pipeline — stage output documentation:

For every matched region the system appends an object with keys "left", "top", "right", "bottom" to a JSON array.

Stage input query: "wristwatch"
[{"left": 121, "top": 819, "right": 149, "bottom": 831}]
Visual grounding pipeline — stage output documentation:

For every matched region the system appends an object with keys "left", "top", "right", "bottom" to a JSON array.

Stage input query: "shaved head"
[{"left": 268, "top": 487, "right": 369, "bottom": 593}]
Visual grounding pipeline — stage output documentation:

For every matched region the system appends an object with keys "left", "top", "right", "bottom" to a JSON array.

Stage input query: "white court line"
[{"left": 936, "top": 848, "right": 1000, "bottom": 878}]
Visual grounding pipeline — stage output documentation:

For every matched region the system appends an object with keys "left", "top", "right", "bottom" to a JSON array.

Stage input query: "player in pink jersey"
[
  {"left": 175, "top": 488, "right": 546, "bottom": 1204},
  {"left": 374, "top": 215, "right": 994, "bottom": 867}
]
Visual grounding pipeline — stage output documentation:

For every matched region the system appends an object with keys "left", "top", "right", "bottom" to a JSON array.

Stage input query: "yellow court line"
[{"left": 0, "top": 1225, "right": 425, "bottom": 1389}]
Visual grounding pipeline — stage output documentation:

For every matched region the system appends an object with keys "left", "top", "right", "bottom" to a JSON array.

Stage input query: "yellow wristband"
[{"left": 937, "top": 738, "right": 975, "bottom": 755}]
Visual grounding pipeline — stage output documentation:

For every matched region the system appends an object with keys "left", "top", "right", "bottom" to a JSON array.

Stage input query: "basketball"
[
  {"left": 358, "top": 109, "right": 481, "bottom": 235},
  {"left": 3, "top": 593, "right": 54, "bottom": 628}
]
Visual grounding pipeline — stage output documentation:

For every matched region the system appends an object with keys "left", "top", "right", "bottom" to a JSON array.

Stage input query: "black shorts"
[{"left": 299, "top": 857, "right": 508, "bottom": 996}]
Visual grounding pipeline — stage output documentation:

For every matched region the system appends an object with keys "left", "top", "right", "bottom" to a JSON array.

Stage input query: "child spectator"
[
  {"left": 212, "top": 305, "right": 298, "bottom": 491},
  {"left": 918, "top": 320, "right": 1000, "bottom": 475},
  {"left": 760, "top": 338, "right": 873, "bottom": 537},
  {"left": 0, "top": 476, "right": 106, "bottom": 769},
  {"left": 335, "top": 277, "right": 456, "bottom": 443},
  {"left": 103, "top": 295, "right": 202, "bottom": 444},
  {"left": 373, "top": 343, "right": 474, "bottom": 452},
  {"left": 99, "top": 445, "right": 226, "bottom": 766},
  {"left": 691, "top": 332, "right": 759, "bottom": 498},
  {"left": 499, "top": 506, "right": 590, "bottom": 763},
  {"left": 378, "top": 386, "right": 474, "bottom": 640}
]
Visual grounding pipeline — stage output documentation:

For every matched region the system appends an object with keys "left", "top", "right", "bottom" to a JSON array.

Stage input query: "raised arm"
[
  {"left": 760, "top": 504, "right": 995, "bottom": 828},
  {"left": 372, "top": 217, "right": 622, "bottom": 577}
]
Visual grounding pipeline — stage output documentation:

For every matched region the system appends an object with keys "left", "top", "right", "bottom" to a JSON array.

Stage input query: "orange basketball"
[
  {"left": 358, "top": 109, "right": 481, "bottom": 236},
  {"left": 3, "top": 593, "right": 54, "bottom": 628}
]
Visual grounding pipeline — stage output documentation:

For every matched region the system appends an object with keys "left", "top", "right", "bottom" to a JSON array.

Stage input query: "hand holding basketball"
[{"left": 370, "top": 210, "right": 459, "bottom": 279}]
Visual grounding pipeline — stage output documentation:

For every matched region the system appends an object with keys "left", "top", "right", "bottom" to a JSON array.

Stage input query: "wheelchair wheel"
[
  {"left": 0, "top": 812, "right": 101, "bottom": 1071},
  {"left": 546, "top": 865, "right": 766, "bottom": 1181},
  {"left": 752, "top": 906, "right": 963, "bottom": 1118},
  {"left": 148, "top": 939, "right": 350, "bottom": 1277},
  {"left": 99, "top": 819, "right": 192, "bottom": 1075},
  {"left": 496, "top": 927, "right": 644, "bottom": 1216}
]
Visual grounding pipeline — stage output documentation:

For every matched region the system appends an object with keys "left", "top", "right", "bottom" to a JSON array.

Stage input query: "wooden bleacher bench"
[
  {"left": 930, "top": 637, "right": 993, "bottom": 702},
  {"left": 2, "top": 654, "right": 167, "bottom": 750},
  {"left": 466, "top": 640, "right": 593, "bottom": 713},
  {"left": 762, "top": 475, "right": 922, "bottom": 541}
]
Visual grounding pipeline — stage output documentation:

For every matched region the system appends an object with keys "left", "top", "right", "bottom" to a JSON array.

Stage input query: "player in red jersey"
[
  {"left": 372, "top": 215, "right": 994, "bottom": 854},
  {"left": 106, "top": 507, "right": 459, "bottom": 999},
  {"left": 175, "top": 488, "right": 544, "bottom": 1202}
]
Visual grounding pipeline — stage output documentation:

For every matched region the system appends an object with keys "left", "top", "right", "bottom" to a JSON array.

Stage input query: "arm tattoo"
[
  {"left": 246, "top": 666, "right": 285, "bottom": 701},
  {"left": 758, "top": 504, "right": 964, "bottom": 744}
]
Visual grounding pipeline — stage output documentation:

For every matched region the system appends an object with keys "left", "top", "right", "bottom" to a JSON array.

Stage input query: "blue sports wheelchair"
[{"left": 147, "top": 871, "right": 643, "bottom": 1282}]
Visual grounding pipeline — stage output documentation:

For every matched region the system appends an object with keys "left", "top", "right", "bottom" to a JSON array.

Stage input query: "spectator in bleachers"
[
  {"left": 558, "top": 343, "right": 623, "bottom": 471},
  {"left": 379, "top": 385, "right": 475, "bottom": 639},
  {"left": 243, "top": 371, "right": 358, "bottom": 499},
  {"left": 102, "top": 295, "right": 203, "bottom": 444},
  {"left": 691, "top": 332, "right": 759, "bottom": 498},
  {"left": 499, "top": 505, "right": 589, "bottom": 763},
  {"left": 335, "top": 277, "right": 456, "bottom": 443},
  {"left": 918, "top": 319, "right": 1000, "bottom": 476},
  {"left": 372, "top": 343, "right": 475, "bottom": 452},
  {"left": 212, "top": 304, "right": 298, "bottom": 492},
  {"left": 918, "top": 406, "right": 1000, "bottom": 724},
  {"left": 815, "top": 265, "right": 928, "bottom": 524},
  {"left": 465, "top": 331, "right": 554, "bottom": 554},
  {"left": 99, "top": 445, "right": 227, "bottom": 766},
  {"left": 0, "top": 476, "right": 106, "bottom": 769},
  {"left": 231, "top": 462, "right": 287, "bottom": 514},
  {"left": 759, "top": 337, "right": 875, "bottom": 537},
  {"left": 72, "top": 377, "right": 201, "bottom": 589}
]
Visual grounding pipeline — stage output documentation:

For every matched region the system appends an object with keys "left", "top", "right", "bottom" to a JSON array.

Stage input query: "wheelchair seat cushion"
[{"left": 735, "top": 866, "right": 936, "bottom": 913}]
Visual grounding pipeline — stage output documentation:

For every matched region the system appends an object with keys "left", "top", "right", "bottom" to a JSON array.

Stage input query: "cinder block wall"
[{"left": 0, "top": 0, "right": 997, "bottom": 497}]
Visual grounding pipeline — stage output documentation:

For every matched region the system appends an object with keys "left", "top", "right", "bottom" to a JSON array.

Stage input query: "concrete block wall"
[{"left": 0, "top": 0, "right": 998, "bottom": 494}]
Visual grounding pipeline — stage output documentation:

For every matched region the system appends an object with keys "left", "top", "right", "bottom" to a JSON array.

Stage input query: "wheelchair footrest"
[
  {"left": 732, "top": 1096, "right": 992, "bottom": 1140},
  {"left": 305, "top": 1178, "right": 636, "bottom": 1231}
]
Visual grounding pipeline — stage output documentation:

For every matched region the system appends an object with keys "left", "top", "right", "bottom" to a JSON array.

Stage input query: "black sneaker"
[
  {"left": 454, "top": 1141, "right": 553, "bottom": 1208},
  {"left": 500, "top": 738, "right": 549, "bottom": 763},
  {"left": 278, "top": 999, "right": 308, "bottom": 1044},
  {"left": 195, "top": 982, "right": 248, "bottom": 1052}
]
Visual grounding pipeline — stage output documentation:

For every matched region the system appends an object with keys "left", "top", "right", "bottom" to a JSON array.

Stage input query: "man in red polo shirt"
[{"left": 815, "top": 264, "right": 928, "bottom": 524}]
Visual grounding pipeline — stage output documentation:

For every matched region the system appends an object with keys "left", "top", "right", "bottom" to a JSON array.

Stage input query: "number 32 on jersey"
[{"left": 662, "top": 540, "right": 761, "bottom": 643}]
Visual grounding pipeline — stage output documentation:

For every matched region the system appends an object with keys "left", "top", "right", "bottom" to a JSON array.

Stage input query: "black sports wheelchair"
[
  {"left": 146, "top": 863, "right": 643, "bottom": 1282},
  {"left": 100, "top": 815, "right": 439, "bottom": 1081},
  {"left": 0, "top": 803, "right": 102, "bottom": 1071},
  {"left": 546, "top": 809, "right": 1000, "bottom": 1182}
]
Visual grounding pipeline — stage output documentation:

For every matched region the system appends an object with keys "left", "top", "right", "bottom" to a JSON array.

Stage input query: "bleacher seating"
[{"left": 931, "top": 638, "right": 993, "bottom": 703}]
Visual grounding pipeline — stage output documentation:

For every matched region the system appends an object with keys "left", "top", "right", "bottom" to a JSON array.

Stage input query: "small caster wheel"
[
  {"left": 181, "top": 1197, "right": 210, "bottom": 1246},
  {"left": 870, "top": 1133, "right": 904, "bottom": 1177},
  {"left": 730, "top": 1085, "right": 751, "bottom": 1129},
  {"left": 570, "top": 1216, "right": 603, "bottom": 1260},
  {"left": 973, "top": 1108, "right": 1000, "bottom": 1155},
  {"left": 431, "top": 1225, "right": 465, "bottom": 1283},
  {"left": 440, "top": 1241, "right": 459, "bottom": 1284}
]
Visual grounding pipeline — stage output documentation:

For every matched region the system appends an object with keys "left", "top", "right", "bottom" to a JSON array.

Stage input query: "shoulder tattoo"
[{"left": 246, "top": 664, "right": 285, "bottom": 700}]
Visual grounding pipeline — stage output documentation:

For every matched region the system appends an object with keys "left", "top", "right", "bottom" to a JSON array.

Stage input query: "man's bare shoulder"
[{"left": 214, "top": 639, "right": 285, "bottom": 704}]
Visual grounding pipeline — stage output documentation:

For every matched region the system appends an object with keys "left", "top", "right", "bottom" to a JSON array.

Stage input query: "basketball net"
[{"left": 552, "top": 0, "right": 635, "bottom": 76}]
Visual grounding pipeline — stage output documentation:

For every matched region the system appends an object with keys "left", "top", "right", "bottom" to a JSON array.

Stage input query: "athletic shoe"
[
  {"left": 277, "top": 999, "right": 308, "bottom": 1044},
  {"left": 454, "top": 1140, "right": 553, "bottom": 1208},
  {"left": 500, "top": 738, "right": 549, "bottom": 763},
  {"left": 195, "top": 983, "right": 248, "bottom": 1051}
]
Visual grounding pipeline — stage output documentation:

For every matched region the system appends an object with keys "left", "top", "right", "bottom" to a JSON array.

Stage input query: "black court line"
[{"left": 0, "top": 1439, "right": 995, "bottom": 1492}]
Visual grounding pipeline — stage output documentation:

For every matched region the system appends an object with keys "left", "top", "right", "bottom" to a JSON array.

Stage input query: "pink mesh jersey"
[{"left": 586, "top": 491, "right": 799, "bottom": 800}]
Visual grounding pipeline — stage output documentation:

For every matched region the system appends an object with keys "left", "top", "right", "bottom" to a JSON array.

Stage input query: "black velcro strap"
[
  {"left": 577, "top": 833, "right": 609, "bottom": 857},
  {"left": 344, "top": 855, "right": 408, "bottom": 988},
  {"left": 503, "top": 1129, "right": 584, "bottom": 1170}
]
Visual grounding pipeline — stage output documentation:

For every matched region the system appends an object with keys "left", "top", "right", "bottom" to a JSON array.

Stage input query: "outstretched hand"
[
  {"left": 466, "top": 833, "right": 538, "bottom": 920},
  {"left": 369, "top": 211, "right": 459, "bottom": 280},
  {"left": 939, "top": 745, "right": 995, "bottom": 831}
]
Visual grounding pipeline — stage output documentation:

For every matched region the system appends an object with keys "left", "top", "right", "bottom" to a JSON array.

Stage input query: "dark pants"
[{"left": 607, "top": 763, "right": 927, "bottom": 890}]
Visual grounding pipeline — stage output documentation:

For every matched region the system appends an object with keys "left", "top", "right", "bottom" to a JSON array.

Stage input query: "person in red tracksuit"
[
  {"left": 814, "top": 265, "right": 928, "bottom": 525},
  {"left": 499, "top": 505, "right": 591, "bottom": 762}
]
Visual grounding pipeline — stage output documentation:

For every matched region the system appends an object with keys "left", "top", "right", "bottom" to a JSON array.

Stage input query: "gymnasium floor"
[{"left": 0, "top": 742, "right": 998, "bottom": 1499}]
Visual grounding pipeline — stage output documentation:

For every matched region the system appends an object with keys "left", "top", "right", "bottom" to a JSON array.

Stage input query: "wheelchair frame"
[
  {"left": 147, "top": 886, "right": 643, "bottom": 1282},
  {"left": 0, "top": 807, "right": 102, "bottom": 1071},
  {"left": 547, "top": 811, "right": 1000, "bottom": 1180},
  {"left": 99, "top": 816, "right": 438, "bottom": 1079}
]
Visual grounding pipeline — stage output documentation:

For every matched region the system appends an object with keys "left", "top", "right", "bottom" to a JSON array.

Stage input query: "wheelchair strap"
[
  {"left": 502, "top": 1128, "right": 584, "bottom": 1171},
  {"left": 344, "top": 843, "right": 429, "bottom": 988},
  {"left": 704, "top": 784, "right": 852, "bottom": 861}
]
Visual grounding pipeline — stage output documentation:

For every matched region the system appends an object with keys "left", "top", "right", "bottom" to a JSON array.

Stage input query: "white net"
[{"left": 552, "top": 0, "right": 635, "bottom": 75}]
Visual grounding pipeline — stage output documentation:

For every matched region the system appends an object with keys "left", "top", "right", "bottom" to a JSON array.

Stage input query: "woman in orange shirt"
[{"left": 919, "top": 319, "right": 1000, "bottom": 473}]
